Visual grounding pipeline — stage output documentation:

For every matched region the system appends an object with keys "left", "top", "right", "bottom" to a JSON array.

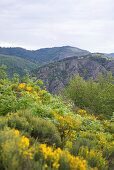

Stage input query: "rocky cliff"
[{"left": 33, "top": 53, "right": 114, "bottom": 94}]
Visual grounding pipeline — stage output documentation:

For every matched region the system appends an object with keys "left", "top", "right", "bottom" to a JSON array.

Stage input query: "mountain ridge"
[{"left": 0, "top": 46, "right": 90, "bottom": 65}]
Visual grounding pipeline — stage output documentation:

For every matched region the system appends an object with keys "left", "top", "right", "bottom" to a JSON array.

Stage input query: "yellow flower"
[
  {"left": 53, "top": 162, "right": 60, "bottom": 168},
  {"left": 23, "top": 151, "right": 33, "bottom": 159},
  {"left": 14, "top": 130, "right": 19, "bottom": 137},
  {"left": 23, "top": 151, "right": 28, "bottom": 158},
  {"left": 19, "top": 83, "right": 25, "bottom": 89},
  {"left": 20, "top": 136, "right": 29, "bottom": 148},
  {"left": 36, "top": 95, "right": 40, "bottom": 98},
  {"left": 66, "top": 141, "right": 73, "bottom": 149},
  {"left": 26, "top": 86, "right": 32, "bottom": 91},
  {"left": 77, "top": 109, "right": 87, "bottom": 114},
  {"left": 45, "top": 164, "right": 48, "bottom": 168},
  {"left": 33, "top": 91, "right": 37, "bottom": 95}
]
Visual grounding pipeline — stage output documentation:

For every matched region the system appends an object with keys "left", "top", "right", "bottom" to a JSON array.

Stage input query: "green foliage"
[
  {"left": 70, "top": 138, "right": 98, "bottom": 156},
  {"left": 7, "top": 110, "right": 61, "bottom": 147},
  {"left": 31, "top": 103, "right": 55, "bottom": 118},
  {"left": 0, "top": 54, "right": 37, "bottom": 78},
  {"left": 0, "top": 69, "right": 113, "bottom": 170},
  {"left": 31, "top": 116, "right": 61, "bottom": 146},
  {"left": 0, "top": 69, "right": 45, "bottom": 115},
  {"left": 37, "top": 79, "right": 43, "bottom": 86},
  {"left": 0, "top": 64, "right": 7, "bottom": 79},
  {"left": 7, "top": 112, "right": 31, "bottom": 132},
  {"left": 64, "top": 72, "right": 114, "bottom": 119},
  {"left": 111, "top": 112, "right": 114, "bottom": 122},
  {"left": 79, "top": 146, "right": 108, "bottom": 169}
]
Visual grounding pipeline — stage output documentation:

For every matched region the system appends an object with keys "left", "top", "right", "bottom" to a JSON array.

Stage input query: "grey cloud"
[{"left": 0, "top": 0, "right": 114, "bottom": 52}]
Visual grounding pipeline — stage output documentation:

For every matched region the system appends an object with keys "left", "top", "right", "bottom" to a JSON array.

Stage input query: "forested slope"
[{"left": 0, "top": 54, "right": 37, "bottom": 77}]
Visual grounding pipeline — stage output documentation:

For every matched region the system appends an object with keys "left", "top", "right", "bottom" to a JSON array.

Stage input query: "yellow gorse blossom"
[
  {"left": 26, "top": 86, "right": 32, "bottom": 91},
  {"left": 79, "top": 146, "right": 107, "bottom": 168},
  {"left": 78, "top": 109, "right": 87, "bottom": 114},
  {"left": 45, "top": 164, "right": 48, "bottom": 168},
  {"left": 0, "top": 128, "right": 33, "bottom": 167},
  {"left": 13, "top": 129, "right": 19, "bottom": 137},
  {"left": 65, "top": 141, "right": 73, "bottom": 149},
  {"left": 54, "top": 113, "right": 81, "bottom": 140},
  {"left": 23, "top": 151, "right": 33, "bottom": 159},
  {"left": 19, "top": 83, "right": 25, "bottom": 89},
  {"left": 19, "top": 136, "right": 29, "bottom": 148},
  {"left": 38, "top": 144, "right": 87, "bottom": 170}
]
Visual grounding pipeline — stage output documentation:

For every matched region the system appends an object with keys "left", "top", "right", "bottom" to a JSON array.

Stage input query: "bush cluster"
[
  {"left": 0, "top": 66, "right": 113, "bottom": 170},
  {"left": 64, "top": 73, "right": 114, "bottom": 119}
]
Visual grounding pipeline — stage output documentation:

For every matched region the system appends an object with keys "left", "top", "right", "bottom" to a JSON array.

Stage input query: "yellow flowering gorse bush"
[{"left": 0, "top": 69, "right": 113, "bottom": 170}]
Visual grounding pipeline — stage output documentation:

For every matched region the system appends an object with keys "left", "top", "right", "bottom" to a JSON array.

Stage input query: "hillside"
[
  {"left": 0, "top": 54, "right": 37, "bottom": 77},
  {"left": 0, "top": 46, "right": 90, "bottom": 65},
  {"left": 33, "top": 53, "right": 114, "bottom": 94},
  {"left": 34, "top": 46, "right": 90, "bottom": 65},
  {"left": 0, "top": 69, "right": 113, "bottom": 170}
]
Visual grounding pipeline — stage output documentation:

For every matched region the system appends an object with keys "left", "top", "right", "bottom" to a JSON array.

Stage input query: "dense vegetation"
[
  {"left": 64, "top": 72, "right": 114, "bottom": 119},
  {"left": 0, "top": 66, "right": 114, "bottom": 170},
  {"left": 0, "top": 54, "right": 37, "bottom": 77}
]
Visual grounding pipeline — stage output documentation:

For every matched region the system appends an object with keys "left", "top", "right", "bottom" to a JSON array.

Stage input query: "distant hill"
[
  {"left": 0, "top": 46, "right": 90, "bottom": 65},
  {"left": 33, "top": 53, "right": 114, "bottom": 94},
  {"left": 105, "top": 53, "right": 114, "bottom": 58},
  {"left": 0, "top": 54, "right": 37, "bottom": 78}
]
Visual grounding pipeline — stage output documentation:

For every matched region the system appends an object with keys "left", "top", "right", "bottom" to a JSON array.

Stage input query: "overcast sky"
[{"left": 0, "top": 0, "right": 114, "bottom": 52}]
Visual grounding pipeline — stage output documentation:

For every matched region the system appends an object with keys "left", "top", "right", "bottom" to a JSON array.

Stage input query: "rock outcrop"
[{"left": 33, "top": 54, "right": 114, "bottom": 94}]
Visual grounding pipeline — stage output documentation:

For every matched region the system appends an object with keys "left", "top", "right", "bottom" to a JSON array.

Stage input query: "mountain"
[
  {"left": 33, "top": 53, "right": 114, "bottom": 94},
  {"left": 0, "top": 46, "right": 90, "bottom": 66},
  {"left": 0, "top": 54, "right": 37, "bottom": 78},
  {"left": 105, "top": 53, "right": 114, "bottom": 58},
  {"left": 33, "top": 46, "right": 90, "bottom": 65}
]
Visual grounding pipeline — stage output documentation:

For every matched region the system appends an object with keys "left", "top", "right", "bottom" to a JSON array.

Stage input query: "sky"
[{"left": 0, "top": 0, "right": 114, "bottom": 53}]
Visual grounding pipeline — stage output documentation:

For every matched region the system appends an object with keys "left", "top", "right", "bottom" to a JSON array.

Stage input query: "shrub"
[
  {"left": 70, "top": 138, "right": 98, "bottom": 156},
  {"left": 30, "top": 117, "right": 61, "bottom": 146},
  {"left": 0, "top": 116, "right": 8, "bottom": 129},
  {"left": 34, "top": 143, "right": 88, "bottom": 170},
  {"left": 64, "top": 72, "right": 114, "bottom": 119},
  {"left": 79, "top": 146, "right": 108, "bottom": 170},
  {"left": 54, "top": 113, "right": 81, "bottom": 144},
  {"left": 7, "top": 112, "right": 31, "bottom": 133},
  {"left": 7, "top": 110, "right": 61, "bottom": 147},
  {"left": 0, "top": 128, "right": 34, "bottom": 170},
  {"left": 31, "top": 103, "right": 55, "bottom": 119},
  {"left": 102, "top": 141, "right": 114, "bottom": 159}
]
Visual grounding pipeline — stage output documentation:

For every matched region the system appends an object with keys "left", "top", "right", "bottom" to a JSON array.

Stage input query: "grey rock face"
[{"left": 34, "top": 54, "right": 114, "bottom": 94}]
